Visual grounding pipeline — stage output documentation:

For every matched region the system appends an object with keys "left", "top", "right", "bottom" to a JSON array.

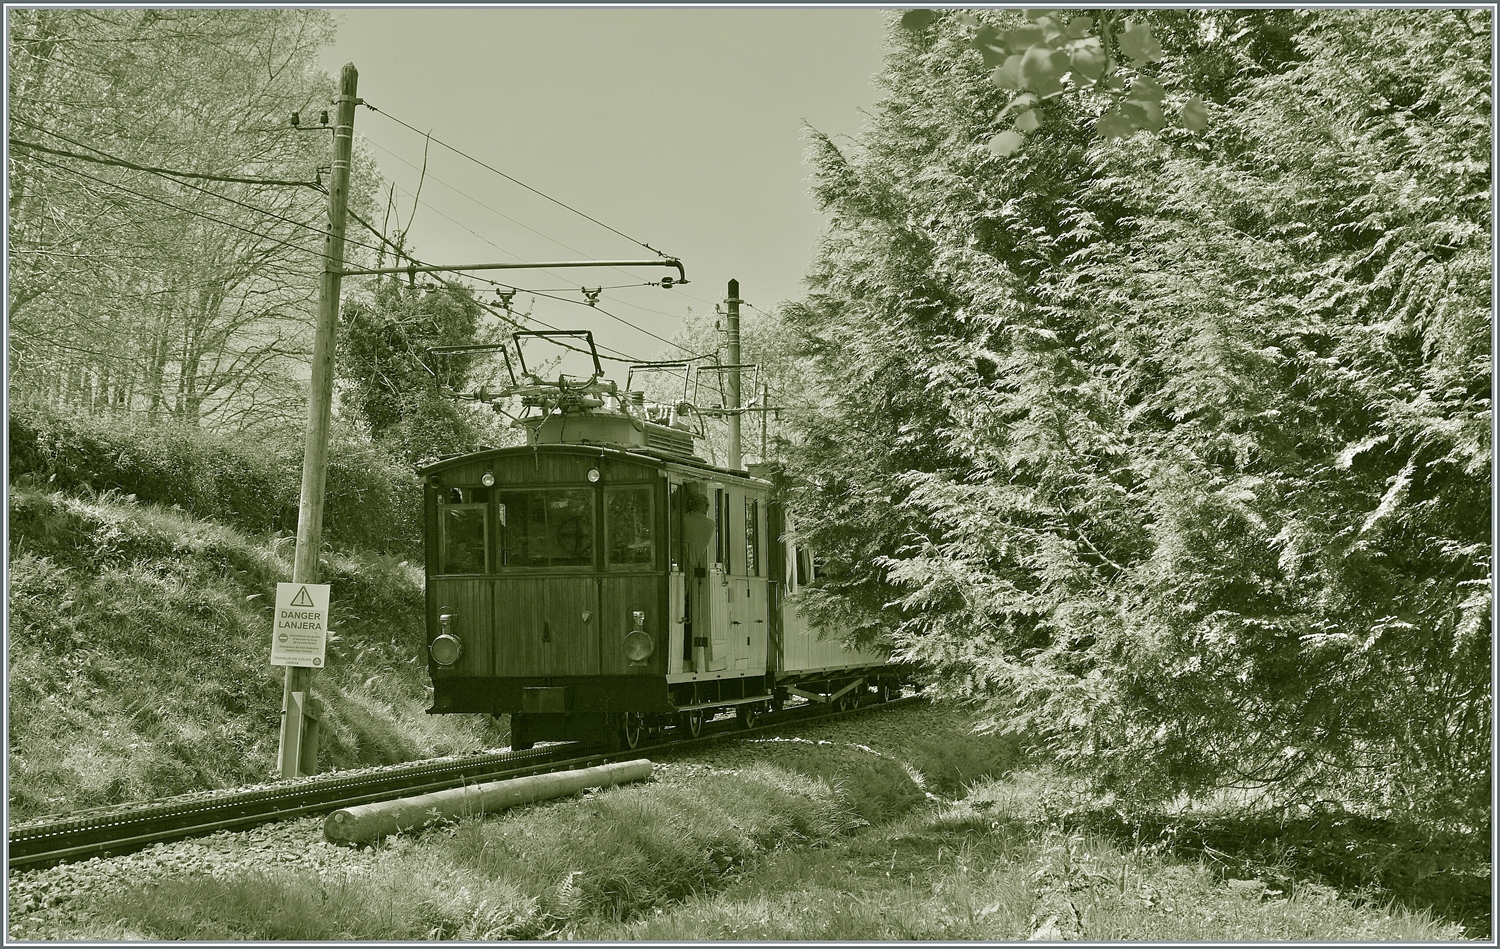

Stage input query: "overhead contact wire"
[
  {"left": 349, "top": 176, "right": 700, "bottom": 358},
  {"left": 346, "top": 210, "right": 647, "bottom": 366},
  {"left": 362, "top": 102, "right": 674, "bottom": 259},
  {"left": 367, "top": 149, "right": 691, "bottom": 324}
]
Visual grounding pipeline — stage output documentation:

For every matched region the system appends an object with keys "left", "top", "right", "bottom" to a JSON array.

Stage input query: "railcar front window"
[
  {"left": 606, "top": 485, "right": 655, "bottom": 568},
  {"left": 438, "top": 501, "right": 489, "bottom": 574},
  {"left": 497, "top": 489, "right": 594, "bottom": 568}
]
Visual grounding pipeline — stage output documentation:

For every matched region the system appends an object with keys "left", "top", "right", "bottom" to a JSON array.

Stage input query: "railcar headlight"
[
  {"left": 481, "top": 470, "right": 496, "bottom": 487},
  {"left": 431, "top": 632, "right": 463, "bottom": 665},
  {"left": 623, "top": 630, "right": 654, "bottom": 662}
]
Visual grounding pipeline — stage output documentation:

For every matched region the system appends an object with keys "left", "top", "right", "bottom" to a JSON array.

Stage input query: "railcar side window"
[
  {"left": 714, "top": 488, "right": 726, "bottom": 565},
  {"left": 668, "top": 483, "right": 682, "bottom": 572},
  {"left": 437, "top": 487, "right": 490, "bottom": 574},
  {"left": 745, "top": 498, "right": 760, "bottom": 576},
  {"left": 496, "top": 488, "right": 594, "bottom": 568},
  {"left": 605, "top": 485, "right": 654, "bottom": 568},
  {"left": 796, "top": 547, "right": 811, "bottom": 587}
]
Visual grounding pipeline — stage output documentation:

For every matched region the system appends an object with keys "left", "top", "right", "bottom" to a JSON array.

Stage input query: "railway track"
[{"left": 8, "top": 693, "right": 919, "bottom": 872}]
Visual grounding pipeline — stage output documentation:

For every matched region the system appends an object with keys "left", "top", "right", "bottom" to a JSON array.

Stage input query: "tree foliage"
[
  {"left": 337, "top": 277, "right": 512, "bottom": 463},
  {"left": 902, "top": 7, "right": 1207, "bottom": 156},
  {"left": 7, "top": 8, "right": 379, "bottom": 428},
  {"left": 782, "top": 8, "right": 1490, "bottom": 819}
]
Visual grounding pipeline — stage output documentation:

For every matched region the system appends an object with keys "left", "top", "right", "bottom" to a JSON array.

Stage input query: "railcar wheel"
[
  {"left": 621, "top": 712, "right": 645, "bottom": 750},
  {"left": 876, "top": 683, "right": 892, "bottom": 703},
  {"left": 680, "top": 709, "right": 705, "bottom": 738},
  {"left": 737, "top": 703, "right": 762, "bottom": 730},
  {"left": 837, "top": 691, "right": 857, "bottom": 713}
]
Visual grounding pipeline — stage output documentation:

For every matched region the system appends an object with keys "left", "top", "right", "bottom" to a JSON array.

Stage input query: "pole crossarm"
[{"left": 342, "top": 258, "right": 687, "bottom": 283}]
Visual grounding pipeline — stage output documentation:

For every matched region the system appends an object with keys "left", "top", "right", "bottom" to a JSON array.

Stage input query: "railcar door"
[
  {"left": 767, "top": 500, "right": 786, "bottom": 674},
  {"left": 598, "top": 480, "right": 661, "bottom": 675},
  {"left": 708, "top": 485, "right": 731, "bottom": 671},
  {"left": 677, "top": 478, "right": 715, "bottom": 671},
  {"left": 492, "top": 486, "right": 600, "bottom": 676},
  {"left": 739, "top": 493, "right": 771, "bottom": 672}
]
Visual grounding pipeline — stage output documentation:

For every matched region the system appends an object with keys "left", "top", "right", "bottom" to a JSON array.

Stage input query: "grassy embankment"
[
  {"left": 75, "top": 705, "right": 1482, "bottom": 941},
  {"left": 7, "top": 410, "right": 1485, "bottom": 940},
  {"left": 7, "top": 409, "right": 504, "bottom": 820}
]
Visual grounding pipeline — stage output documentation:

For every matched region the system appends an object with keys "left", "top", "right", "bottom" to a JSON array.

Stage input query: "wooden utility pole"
[
  {"left": 278, "top": 63, "right": 358, "bottom": 779},
  {"left": 726, "top": 278, "right": 742, "bottom": 471},
  {"left": 760, "top": 381, "right": 769, "bottom": 461}
]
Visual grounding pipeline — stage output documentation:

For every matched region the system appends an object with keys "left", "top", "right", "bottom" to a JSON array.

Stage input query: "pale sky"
[{"left": 317, "top": 6, "right": 891, "bottom": 366}]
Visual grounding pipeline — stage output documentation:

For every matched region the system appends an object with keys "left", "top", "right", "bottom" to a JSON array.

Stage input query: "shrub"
[{"left": 7, "top": 405, "right": 420, "bottom": 553}]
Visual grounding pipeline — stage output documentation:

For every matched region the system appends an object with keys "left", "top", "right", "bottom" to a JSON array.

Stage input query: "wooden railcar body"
[{"left": 419, "top": 410, "right": 894, "bottom": 747}]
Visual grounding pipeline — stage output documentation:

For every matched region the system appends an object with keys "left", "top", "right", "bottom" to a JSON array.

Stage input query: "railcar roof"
[{"left": 417, "top": 442, "right": 769, "bottom": 484}]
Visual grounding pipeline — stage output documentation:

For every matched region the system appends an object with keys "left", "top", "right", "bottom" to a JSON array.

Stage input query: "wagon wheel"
[
  {"left": 555, "top": 516, "right": 589, "bottom": 555},
  {"left": 621, "top": 712, "right": 645, "bottom": 750},
  {"left": 737, "top": 703, "right": 761, "bottom": 730},
  {"left": 680, "top": 709, "right": 705, "bottom": 738}
]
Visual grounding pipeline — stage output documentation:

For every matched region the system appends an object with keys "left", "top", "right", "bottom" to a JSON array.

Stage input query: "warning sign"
[{"left": 270, "top": 582, "right": 330, "bottom": 668}]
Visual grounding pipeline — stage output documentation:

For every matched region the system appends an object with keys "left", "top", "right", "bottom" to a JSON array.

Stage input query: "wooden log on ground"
[{"left": 323, "top": 758, "right": 653, "bottom": 846}]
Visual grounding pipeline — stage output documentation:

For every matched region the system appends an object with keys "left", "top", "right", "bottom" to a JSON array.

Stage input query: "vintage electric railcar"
[{"left": 419, "top": 344, "right": 903, "bottom": 749}]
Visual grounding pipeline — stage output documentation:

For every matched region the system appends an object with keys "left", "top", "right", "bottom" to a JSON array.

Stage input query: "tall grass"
[
  {"left": 91, "top": 760, "right": 897, "bottom": 940},
  {"left": 7, "top": 486, "right": 501, "bottom": 818},
  {"left": 597, "top": 782, "right": 1469, "bottom": 942},
  {"left": 60, "top": 708, "right": 1470, "bottom": 942}
]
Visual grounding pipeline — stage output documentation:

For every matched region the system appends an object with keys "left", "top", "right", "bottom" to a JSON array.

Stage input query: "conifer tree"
[{"left": 782, "top": 8, "right": 1490, "bottom": 818}]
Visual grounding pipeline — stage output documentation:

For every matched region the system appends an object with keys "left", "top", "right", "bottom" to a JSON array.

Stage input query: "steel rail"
[
  {"left": 8, "top": 694, "right": 920, "bottom": 871},
  {"left": 7, "top": 744, "right": 582, "bottom": 870}
]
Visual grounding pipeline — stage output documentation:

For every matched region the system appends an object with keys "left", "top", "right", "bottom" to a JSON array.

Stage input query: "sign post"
[
  {"left": 276, "top": 62, "right": 358, "bottom": 779},
  {"left": 272, "top": 581, "right": 330, "bottom": 778},
  {"left": 271, "top": 582, "right": 331, "bottom": 669}
]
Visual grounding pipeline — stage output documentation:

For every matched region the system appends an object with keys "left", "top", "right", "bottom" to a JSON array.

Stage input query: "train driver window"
[
  {"left": 438, "top": 486, "right": 489, "bottom": 574},
  {"left": 496, "top": 488, "right": 594, "bottom": 568},
  {"left": 605, "top": 484, "right": 654, "bottom": 568}
]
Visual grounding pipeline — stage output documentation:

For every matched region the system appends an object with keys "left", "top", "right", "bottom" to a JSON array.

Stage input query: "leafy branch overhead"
[{"left": 901, "top": 8, "right": 1208, "bottom": 156}]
